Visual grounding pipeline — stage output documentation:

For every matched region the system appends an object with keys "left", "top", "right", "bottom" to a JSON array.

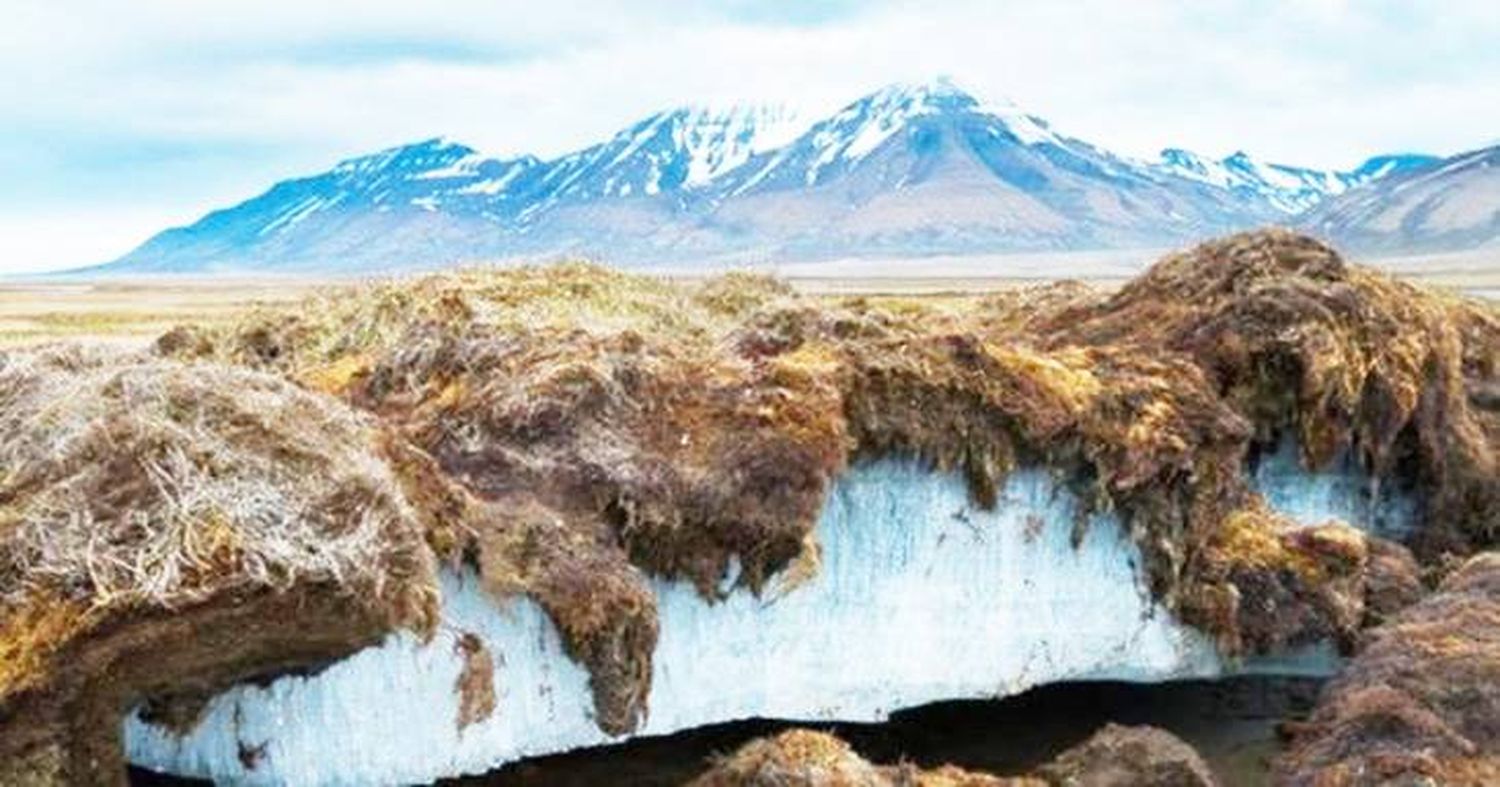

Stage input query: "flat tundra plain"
[{"left": 2, "top": 248, "right": 1497, "bottom": 347}]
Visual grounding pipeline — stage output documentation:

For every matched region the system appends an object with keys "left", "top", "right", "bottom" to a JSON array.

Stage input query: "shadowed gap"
[{"left": 130, "top": 675, "right": 1319, "bottom": 786}]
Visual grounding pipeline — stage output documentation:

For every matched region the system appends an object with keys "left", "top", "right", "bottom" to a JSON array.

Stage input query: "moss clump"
[
  {"left": 1035, "top": 230, "right": 1499, "bottom": 554},
  {"left": 688, "top": 724, "right": 1219, "bottom": 786}
]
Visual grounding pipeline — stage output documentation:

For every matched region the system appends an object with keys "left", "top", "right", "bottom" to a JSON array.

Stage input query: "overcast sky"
[{"left": 2, "top": 0, "right": 1497, "bottom": 272}]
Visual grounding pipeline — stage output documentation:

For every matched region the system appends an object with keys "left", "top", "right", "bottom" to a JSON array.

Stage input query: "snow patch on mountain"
[
  {"left": 798, "top": 77, "right": 1063, "bottom": 185},
  {"left": 676, "top": 104, "right": 811, "bottom": 186},
  {"left": 1156, "top": 148, "right": 1439, "bottom": 214},
  {"left": 1300, "top": 146, "right": 1496, "bottom": 253}
]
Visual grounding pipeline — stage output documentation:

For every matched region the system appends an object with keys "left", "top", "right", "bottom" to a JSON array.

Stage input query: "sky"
[{"left": 2, "top": 0, "right": 1497, "bottom": 272}]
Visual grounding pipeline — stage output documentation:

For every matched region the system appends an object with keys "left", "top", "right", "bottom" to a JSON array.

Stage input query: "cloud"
[
  {"left": 0, "top": 207, "right": 195, "bottom": 274},
  {"left": 1, "top": 0, "right": 1496, "bottom": 271}
]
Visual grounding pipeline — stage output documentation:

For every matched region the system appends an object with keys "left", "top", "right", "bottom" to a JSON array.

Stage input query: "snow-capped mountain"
[
  {"left": 1301, "top": 144, "right": 1500, "bottom": 254},
  {"left": 713, "top": 78, "right": 1066, "bottom": 194},
  {"left": 95, "top": 78, "right": 1438, "bottom": 274},
  {"left": 700, "top": 78, "right": 1288, "bottom": 255},
  {"left": 1155, "top": 149, "right": 1438, "bottom": 214}
]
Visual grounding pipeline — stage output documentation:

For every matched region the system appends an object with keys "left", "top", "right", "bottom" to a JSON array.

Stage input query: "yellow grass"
[{"left": 0, "top": 279, "right": 326, "bottom": 346}]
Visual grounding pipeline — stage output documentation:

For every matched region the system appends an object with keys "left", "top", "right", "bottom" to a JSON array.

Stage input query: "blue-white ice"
[
  {"left": 125, "top": 454, "right": 1408, "bottom": 785},
  {"left": 1251, "top": 436, "right": 1418, "bottom": 539}
]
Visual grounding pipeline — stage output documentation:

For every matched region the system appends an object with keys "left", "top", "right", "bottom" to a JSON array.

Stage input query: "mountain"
[
  {"left": 104, "top": 107, "right": 815, "bottom": 274},
  {"left": 1155, "top": 149, "right": 1437, "bottom": 214},
  {"left": 109, "top": 138, "right": 540, "bottom": 274},
  {"left": 1300, "top": 145, "right": 1500, "bottom": 255},
  {"left": 94, "top": 78, "right": 1434, "bottom": 274},
  {"left": 698, "top": 79, "right": 1285, "bottom": 255}
]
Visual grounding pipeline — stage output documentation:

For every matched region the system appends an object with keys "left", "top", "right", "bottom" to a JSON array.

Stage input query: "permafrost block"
[{"left": 126, "top": 455, "right": 1409, "bottom": 785}]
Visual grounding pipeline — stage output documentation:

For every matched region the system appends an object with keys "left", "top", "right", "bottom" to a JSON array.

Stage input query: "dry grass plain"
[
  {"left": 0, "top": 278, "right": 331, "bottom": 347},
  {"left": 1, "top": 249, "right": 1496, "bottom": 347}
]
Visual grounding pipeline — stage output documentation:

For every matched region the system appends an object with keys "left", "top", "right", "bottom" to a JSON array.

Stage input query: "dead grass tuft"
[
  {"left": 0, "top": 345, "right": 436, "bottom": 637},
  {"left": 683, "top": 728, "right": 1023, "bottom": 787},
  {"left": 0, "top": 343, "right": 440, "bottom": 782}
]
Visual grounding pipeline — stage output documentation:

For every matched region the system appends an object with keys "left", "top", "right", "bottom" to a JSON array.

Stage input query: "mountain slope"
[
  {"left": 111, "top": 139, "right": 539, "bottom": 273},
  {"left": 1301, "top": 145, "right": 1500, "bottom": 254},
  {"left": 523, "top": 104, "right": 810, "bottom": 207},
  {"left": 94, "top": 79, "right": 1437, "bottom": 274}
]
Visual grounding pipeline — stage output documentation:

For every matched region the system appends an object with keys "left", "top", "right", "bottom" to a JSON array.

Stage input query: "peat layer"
[{"left": 2, "top": 229, "right": 1498, "bottom": 783}]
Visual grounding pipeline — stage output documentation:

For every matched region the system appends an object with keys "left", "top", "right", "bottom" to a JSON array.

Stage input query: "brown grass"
[
  {"left": 0, "top": 344, "right": 437, "bottom": 641},
  {"left": 686, "top": 723, "right": 1221, "bottom": 786},
  {"left": 685, "top": 728, "right": 1031, "bottom": 787},
  {"left": 0, "top": 343, "right": 438, "bottom": 783}
]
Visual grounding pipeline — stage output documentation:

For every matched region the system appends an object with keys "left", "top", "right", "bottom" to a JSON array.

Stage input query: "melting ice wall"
[
  {"left": 1252, "top": 437, "right": 1418, "bottom": 539},
  {"left": 126, "top": 454, "right": 1409, "bottom": 785}
]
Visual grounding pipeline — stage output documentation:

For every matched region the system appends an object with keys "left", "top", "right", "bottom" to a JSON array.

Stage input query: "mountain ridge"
[
  {"left": 93, "top": 78, "right": 1459, "bottom": 274},
  {"left": 1300, "top": 144, "right": 1500, "bottom": 255}
]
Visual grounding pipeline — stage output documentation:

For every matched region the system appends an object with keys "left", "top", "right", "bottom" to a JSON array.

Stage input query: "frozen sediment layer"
[
  {"left": 126, "top": 454, "right": 1407, "bottom": 785},
  {"left": 643, "top": 462, "right": 1220, "bottom": 733},
  {"left": 128, "top": 570, "right": 607, "bottom": 785}
]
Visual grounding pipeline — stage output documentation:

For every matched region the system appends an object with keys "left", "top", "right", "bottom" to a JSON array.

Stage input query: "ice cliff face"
[{"left": 125, "top": 456, "right": 1408, "bottom": 785}]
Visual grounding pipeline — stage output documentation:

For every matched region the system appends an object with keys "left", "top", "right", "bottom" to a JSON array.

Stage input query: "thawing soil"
[{"left": 3, "top": 230, "right": 1499, "bottom": 784}]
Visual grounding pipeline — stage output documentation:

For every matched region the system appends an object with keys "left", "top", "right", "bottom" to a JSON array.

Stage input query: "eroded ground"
[{"left": 4, "top": 231, "right": 1499, "bottom": 784}]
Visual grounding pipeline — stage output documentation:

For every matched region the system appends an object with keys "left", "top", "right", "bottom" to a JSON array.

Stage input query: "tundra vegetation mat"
[
  {"left": 2, "top": 229, "right": 1498, "bottom": 784},
  {"left": 1276, "top": 551, "right": 1500, "bottom": 784}
]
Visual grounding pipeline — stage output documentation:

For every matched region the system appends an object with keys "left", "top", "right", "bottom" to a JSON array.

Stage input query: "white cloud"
[
  {"left": 0, "top": 208, "right": 196, "bottom": 274},
  {"left": 1, "top": 0, "right": 1497, "bottom": 272}
]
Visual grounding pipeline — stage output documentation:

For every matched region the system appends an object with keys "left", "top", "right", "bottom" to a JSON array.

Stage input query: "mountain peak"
[
  {"left": 1161, "top": 148, "right": 1210, "bottom": 167},
  {"left": 869, "top": 76, "right": 987, "bottom": 113},
  {"left": 331, "top": 136, "right": 479, "bottom": 179},
  {"left": 842, "top": 78, "right": 1057, "bottom": 149},
  {"left": 1349, "top": 152, "right": 1441, "bottom": 180},
  {"left": 1223, "top": 150, "right": 1256, "bottom": 167}
]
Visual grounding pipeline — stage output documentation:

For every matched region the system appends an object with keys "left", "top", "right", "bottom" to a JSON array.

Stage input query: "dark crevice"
[{"left": 438, "top": 676, "right": 1318, "bottom": 787}]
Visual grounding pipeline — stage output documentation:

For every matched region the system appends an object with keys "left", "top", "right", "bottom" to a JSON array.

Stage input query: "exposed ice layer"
[
  {"left": 126, "top": 460, "right": 1226, "bottom": 785},
  {"left": 1251, "top": 437, "right": 1418, "bottom": 539},
  {"left": 128, "top": 570, "right": 604, "bottom": 786}
]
